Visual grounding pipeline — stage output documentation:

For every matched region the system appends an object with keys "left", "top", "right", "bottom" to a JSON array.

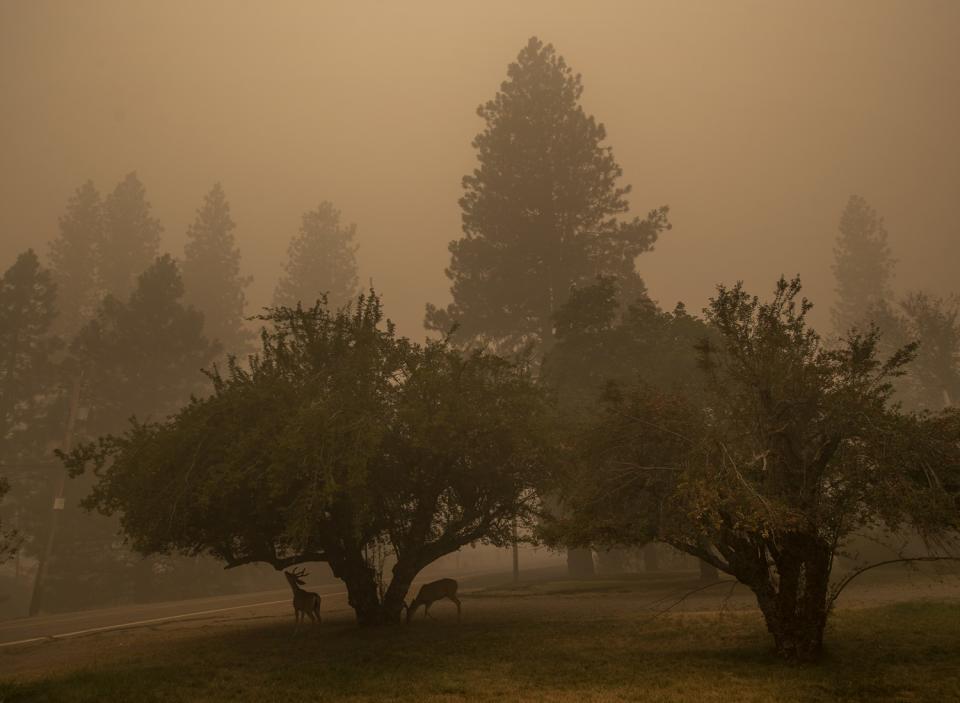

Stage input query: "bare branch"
[{"left": 829, "top": 556, "right": 960, "bottom": 605}]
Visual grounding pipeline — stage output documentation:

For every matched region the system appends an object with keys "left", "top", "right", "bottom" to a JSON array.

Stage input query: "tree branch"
[{"left": 829, "top": 556, "right": 960, "bottom": 604}]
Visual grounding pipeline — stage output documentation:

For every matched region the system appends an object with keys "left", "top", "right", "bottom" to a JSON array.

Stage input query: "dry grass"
[{"left": 2, "top": 571, "right": 959, "bottom": 702}]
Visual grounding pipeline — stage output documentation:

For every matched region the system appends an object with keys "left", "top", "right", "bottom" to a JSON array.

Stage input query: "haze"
[{"left": 3, "top": 0, "right": 957, "bottom": 335}]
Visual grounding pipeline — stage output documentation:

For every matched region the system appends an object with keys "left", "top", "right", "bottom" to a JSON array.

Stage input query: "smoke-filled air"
[{"left": 1, "top": 1, "right": 959, "bottom": 699}]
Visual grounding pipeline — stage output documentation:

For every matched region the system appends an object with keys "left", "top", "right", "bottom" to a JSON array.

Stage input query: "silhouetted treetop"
[
  {"left": 100, "top": 172, "right": 163, "bottom": 301},
  {"left": 182, "top": 183, "right": 252, "bottom": 356},
  {"left": 832, "top": 194, "right": 894, "bottom": 335},
  {"left": 48, "top": 180, "right": 103, "bottom": 337},
  {"left": 427, "top": 36, "right": 670, "bottom": 354},
  {"left": 274, "top": 202, "right": 359, "bottom": 310}
]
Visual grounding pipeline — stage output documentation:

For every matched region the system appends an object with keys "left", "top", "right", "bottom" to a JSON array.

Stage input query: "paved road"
[{"left": 0, "top": 565, "right": 523, "bottom": 649}]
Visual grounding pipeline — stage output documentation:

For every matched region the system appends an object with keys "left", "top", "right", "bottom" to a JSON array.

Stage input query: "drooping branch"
[{"left": 828, "top": 556, "right": 960, "bottom": 604}]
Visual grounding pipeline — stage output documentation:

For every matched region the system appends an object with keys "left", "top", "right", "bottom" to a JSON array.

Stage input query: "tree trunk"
[
  {"left": 642, "top": 543, "right": 659, "bottom": 572},
  {"left": 336, "top": 560, "right": 399, "bottom": 626},
  {"left": 566, "top": 548, "right": 595, "bottom": 578},
  {"left": 757, "top": 595, "right": 829, "bottom": 662},
  {"left": 754, "top": 535, "right": 832, "bottom": 662}
]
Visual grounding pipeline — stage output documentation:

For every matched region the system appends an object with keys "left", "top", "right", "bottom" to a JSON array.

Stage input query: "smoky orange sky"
[{"left": 2, "top": 0, "right": 958, "bottom": 337}]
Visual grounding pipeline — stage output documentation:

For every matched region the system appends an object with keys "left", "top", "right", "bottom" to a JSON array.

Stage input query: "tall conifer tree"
[
  {"left": 273, "top": 202, "right": 359, "bottom": 309},
  {"left": 426, "top": 37, "right": 669, "bottom": 355},
  {"left": 48, "top": 181, "right": 103, "bottom": 337},
  {"left": 0, "top": 250, "right": 61, "bottom": 464},
  {"left": 831, "top": 195, "right": 895, "bottom": 335},
  {"left": 182, "top": 183, "right": 252, "bottom": 356},
  {"left": 99, "top": 172, "right": 163, "bottom": 301}
]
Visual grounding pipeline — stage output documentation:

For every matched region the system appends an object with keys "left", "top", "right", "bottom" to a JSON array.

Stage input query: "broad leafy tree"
[
  {"left": 896, "top": 293, "right": 960, "bottom": 409},
  {"left": 274, "top": 202, "right": 358, "bottom": 310},
  {"left": 426, "top": 37, "right": 670, "bottom": 355},
  {"left": 65, "top": 293, "right": 549, "bottom": 625},
  {"left": 182, "top": 183, "right": 253, "bottom": 357},
  {"left": 543, "top": 276, "right": 718, "bottom": 579},
  {"left": 545, "top": 276, "right": 708, "bottom": 410},
  {"left": 48, "top": 180, "right": 103, "bottom": 337},
  {"left": 551, "top": 277, "right": 960, "bottom": 661},
  {"left": 832, "top": 195, "right": 895, "bottom": 335},
  {"left": 100, "top": 173, "right": 163, "bottom": 301}
]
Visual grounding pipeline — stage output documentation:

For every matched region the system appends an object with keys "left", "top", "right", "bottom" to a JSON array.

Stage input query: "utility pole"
[
  {"left": 512, "top": 518, "right": 520, "bottom": 584},
  {"left": 28, "top": 373, "right": 82, "bottom": 616}
]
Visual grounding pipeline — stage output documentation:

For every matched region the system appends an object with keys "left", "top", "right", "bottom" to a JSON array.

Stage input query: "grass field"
[{"left": 3, "top": 571, "right": 959, "bottom": 702}]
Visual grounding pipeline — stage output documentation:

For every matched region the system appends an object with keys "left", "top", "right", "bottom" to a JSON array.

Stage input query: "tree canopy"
[
  {"left": 831, "top": 195, "right": 894, "bottom": 336},
  {"left": 426, "top": 37, "right": 670, "bottom": 354},
  {"left": 549, "top": 276, "right": 960, "bottom": 661},
  {"left": 48, "top": 180, "right": 103, "bottom": 338},
  {"left": 273, "top": 202, "right": 359, "bottom": 310},
  {"left": 65, "top": 292, "right": 550, "bottom": 625},
  {"left": 0, "top": 249, "right": 61, "bottom": 465},
  {"left": 72, "top": 254, "right": 220, "bottom": 434},
  {"left": 99, "top": 172, "right": 163, "bottom": 301},
  {"left": 182, "top": 183, "right": 253, "bottom": 357}
]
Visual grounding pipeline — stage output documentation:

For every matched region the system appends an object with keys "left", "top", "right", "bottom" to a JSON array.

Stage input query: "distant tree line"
[{"left": 0, "top": 172, "right": 361, "bottom": 612}]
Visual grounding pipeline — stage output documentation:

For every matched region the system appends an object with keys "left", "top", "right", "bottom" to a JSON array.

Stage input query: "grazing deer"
[
  {"left": 284, "top": 567, "right": 321, "bottom": 632},
  {"left": 406, "top": 578, "right": 461, "bottom": 623}
]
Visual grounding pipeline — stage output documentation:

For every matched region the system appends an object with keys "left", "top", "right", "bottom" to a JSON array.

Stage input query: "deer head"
[{"left": 284, "top": 567, "right": 309, "bottom": 587}]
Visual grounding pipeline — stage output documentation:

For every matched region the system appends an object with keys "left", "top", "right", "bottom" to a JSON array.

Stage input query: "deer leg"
[{"left": 449, "top": 595, "right": 461, "bottom": 621}]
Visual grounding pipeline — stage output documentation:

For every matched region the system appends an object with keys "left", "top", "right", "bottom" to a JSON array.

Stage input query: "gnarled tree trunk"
[{"left": 751, "top": 534, "right": 833, "bottom": 662}]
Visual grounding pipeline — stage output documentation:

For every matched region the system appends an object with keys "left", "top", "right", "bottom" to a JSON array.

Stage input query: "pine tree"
[
  {"left": 831, "top": 195, "right": 895, "bottom": 335},
  {"left": 273, "top": 202, "right": 359, "bottom": 309},
  {"left": 48, "top": 180, "right": 103, "bottom": 338},
  {"left": 0, "top": 251, "right": 62, "bottom": 570},
  {"left": 426, "top": 37, "right": 670, "bottom": 354},
  {"left": 99, "top": 172, "right": 163, "bottom": 301},
  {"left": 0, "top": 250, "right": 61, "bottom": 465},
  {"left": 41, "top": 255, "right": 220, "bottom": 610},
  {"left": 74, "top": 254, "right": 219, "bottom": 433},
  {"left": 181, "top": 183, "right": 252, "bottom": 356}
]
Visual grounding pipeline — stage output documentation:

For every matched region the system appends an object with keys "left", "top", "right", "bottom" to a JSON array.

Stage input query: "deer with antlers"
[
  {"left": 405, "top": 578, "right": 461, "bottom": 623},
  {"left": 284, "top": 567, "right": 321, "bottom": 632}
]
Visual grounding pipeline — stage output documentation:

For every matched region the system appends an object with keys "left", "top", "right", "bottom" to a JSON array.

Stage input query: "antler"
[{"left": 290, "top": 567, "right": 309, "bottom": 578}]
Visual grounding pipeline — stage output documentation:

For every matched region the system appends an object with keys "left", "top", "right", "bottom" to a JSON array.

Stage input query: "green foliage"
[
  {"left": 870, "top": 292, "right": 960, "bottom": 411},
  {"left": 831, "top": 195, "right": 895, "bottom": 335},
  {"left": 551, "top": 276, "right": 960, "bottom": 660},
  {"left": 48, "top": 180, "right": 104, "bottom": 337},
  {"left": 426, "top": 37, "right": 670, "bottom": 354},
  {"left": 99, "top": 172, "right": 163, "bottom": 301},
  {"left": 65, "top": 292, "right": 549, "bottom": 624},
  {"left": 0, "top": 250, "right": 62, "bottom": 463},
  {"left": 273, "top": 202, "right": 359, "bottom": 310},
  {"left": 545, "top": 276, "right": 709, "bottom": 412},
  {"left": 0, "top": 249, "right": 61, "bottom": 568},
  {"left": 182, "top": 183, "right": 253, "bottom": 357},
  {"left": 38, "top": 255, "right": 220, "bottom": 609},
  {"left": 72, "top": 254, "right": 220, "bottom": 434}
]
